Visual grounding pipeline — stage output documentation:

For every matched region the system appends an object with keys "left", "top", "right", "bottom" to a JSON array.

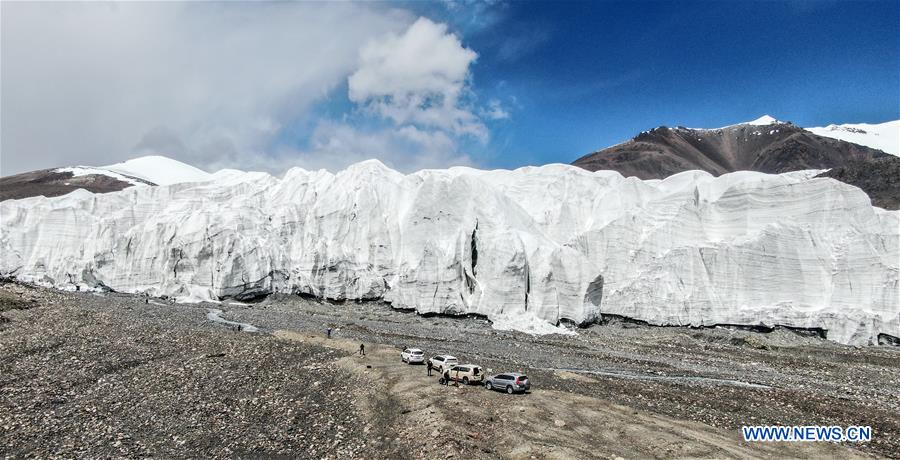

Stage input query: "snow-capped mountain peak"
[
  {"left": 746, "top": 115, "right": 780, "bottom": 126},
  {"left": 806, "top": 120, "right": 899, "bottom": 156},
  {"left": 675, "top": 115, "right": 786, "bottom": 131},
  {"left": 55, "top": 155, "right": 214, "bottom": 187},
  {"left": 101, "top": 155, "right": 213, "bottom": 186}
]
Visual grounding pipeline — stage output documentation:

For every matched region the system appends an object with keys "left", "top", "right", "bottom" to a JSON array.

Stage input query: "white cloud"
[
  {"left": 2, "top": 5, "right": 506, "bottom": 177},
  {"left": 276, "top": 16, "right": 498, "bottom": 174},
  {"left": 279, "top": 121, "right": 474, "bottom": 173},
  {"left": 483, "top": 99, "right": 510, "bottom": 120},
  {"left": 348, "top": 17, "right": 487, "bottom": 141},
  {"left": 1, "top": 2, "right": 412, "bottom": 175}
]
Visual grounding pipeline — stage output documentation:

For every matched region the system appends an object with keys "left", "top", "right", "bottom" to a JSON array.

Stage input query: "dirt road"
[{"left": 275, "top": 330, "right": 876, "bottom": 459}]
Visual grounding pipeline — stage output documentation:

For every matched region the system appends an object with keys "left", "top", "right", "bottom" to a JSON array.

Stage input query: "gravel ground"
[
  {"left": 0, "top": 283, "right": 400, "bottom": 458},
  {"left": 2, "top": 281, "right": 898, "bottom": 459}
]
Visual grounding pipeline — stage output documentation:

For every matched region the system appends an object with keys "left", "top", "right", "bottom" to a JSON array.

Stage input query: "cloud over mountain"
[{"left": 2, "top": 3, "right": 485, "bottom": 175}]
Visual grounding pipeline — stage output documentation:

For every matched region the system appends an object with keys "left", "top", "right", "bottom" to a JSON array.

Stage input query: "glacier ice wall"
[{"left": 2, "top": 162, "right": 898, "bottom": 344}]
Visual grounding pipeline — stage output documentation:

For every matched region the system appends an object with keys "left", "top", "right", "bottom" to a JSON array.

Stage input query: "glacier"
[{"left": 1, "top": 161, "right": 898, "bottom": 345}]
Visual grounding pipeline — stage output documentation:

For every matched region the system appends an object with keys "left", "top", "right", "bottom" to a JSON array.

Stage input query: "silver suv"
[
  {"left": 400, "top": 348, "right": 425, "bottom": 364},
  {"left": 485, "top": 373, "right": 531, "bottom": 394}
]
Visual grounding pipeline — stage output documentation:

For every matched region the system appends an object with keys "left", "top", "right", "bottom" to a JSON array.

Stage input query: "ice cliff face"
[{"left": 2, "top": 161, "right": 898, "bottom": 344}]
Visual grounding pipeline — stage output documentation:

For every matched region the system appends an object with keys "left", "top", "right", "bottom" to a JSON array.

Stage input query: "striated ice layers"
[{"left": 2, "top": 161, "right": 898, "bottom": 345}]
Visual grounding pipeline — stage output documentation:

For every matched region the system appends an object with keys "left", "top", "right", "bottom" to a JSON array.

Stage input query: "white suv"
[
  {"left": 445, "top": 364, "right": 484, "bottom": 385},
  {"left": 428, "top": 355, "right": 458, "bottom": 372},
  {"left": 400, "top": 348, "right": 425, "bottom": 364}
]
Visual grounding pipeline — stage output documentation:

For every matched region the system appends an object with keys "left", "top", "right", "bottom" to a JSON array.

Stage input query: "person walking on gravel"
[
  {"left": 426, "top": 360, "right": 433, "bottom": 376},
  {"left": 359, "top": 343, "right": 365, "bottom": 356},
  {"left": 326, "top": 327, "right": 332, "bottom": 339}
]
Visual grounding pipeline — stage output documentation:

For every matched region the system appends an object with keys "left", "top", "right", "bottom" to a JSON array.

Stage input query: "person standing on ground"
[
  {"left": 426, "top": 360, "right": 433, "bottom": 376},
  {"left": 326, "top": 327, "right": 332, "bottom": 339},
  {"left": 359, "top": 343, "right": 365, "bottom": 356}
]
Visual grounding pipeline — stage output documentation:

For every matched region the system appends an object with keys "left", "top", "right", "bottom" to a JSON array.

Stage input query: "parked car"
[
  {"left": 400, "top": 348, "right": 425, "bottom": 364},
  {"left": 445, "top": 364, "right": 484, "bottom": 385},
  {"left": 428, "top": 355, "right": 458, "bottom": 372},
  {"left": 485, "top": 373, "right": 531, "bottom": 394}
]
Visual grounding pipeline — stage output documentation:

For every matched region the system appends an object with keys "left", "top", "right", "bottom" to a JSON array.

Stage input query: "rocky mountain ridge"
[{"left": 571, "top": 116, "right": 898, "bottom": 209}]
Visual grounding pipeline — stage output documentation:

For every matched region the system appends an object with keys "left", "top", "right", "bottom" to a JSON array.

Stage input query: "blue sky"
[
  {"left": 3, "top": 0, "right": 898, "bottom": 174},
  {"left": 406, "top": 0, "right": 900, "bottom": 168}
]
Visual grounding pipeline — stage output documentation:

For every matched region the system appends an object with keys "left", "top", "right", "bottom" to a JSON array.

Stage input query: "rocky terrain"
[
  {"left": 1, "top": 155, "right": 212, "bottom": 202},
  {"left": 0, "top": 283, "right": 382, "bottom": 458},
  {"left": 571, "top": 119, "right": 887, "bottom": 179},
  {"left": 816, "top": 156, "right": 900, "bottom": 209},
  {"left": 0, "top": 168, "right": 145, "bottom": 202},
  {"left": 2, "top": 281, "right": 897, "bottom": 459}
]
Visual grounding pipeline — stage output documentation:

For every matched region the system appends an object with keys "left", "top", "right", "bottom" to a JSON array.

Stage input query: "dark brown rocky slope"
[
  {"left": 815, "top": 155, "right": 900, "bottom": 210},
  {"left": 572, "top": 119, "right": 898, "bottom": 209},
  {"left": 0, "top": 168, "right": 150, "bottom": 202}
]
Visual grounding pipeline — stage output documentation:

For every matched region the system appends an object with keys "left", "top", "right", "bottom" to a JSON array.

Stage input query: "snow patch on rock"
[{"left": 56, "top": 167, "right": 149, "bottom": 187}]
